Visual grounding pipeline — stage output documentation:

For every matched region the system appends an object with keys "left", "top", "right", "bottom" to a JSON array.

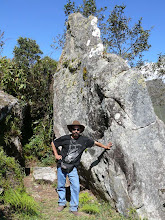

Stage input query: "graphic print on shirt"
[{"left": 64, "top": 139, "right": 82, "bottom": 163}]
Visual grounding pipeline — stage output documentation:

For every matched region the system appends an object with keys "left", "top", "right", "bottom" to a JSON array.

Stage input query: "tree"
[
  {"left": 64, "top": 0, "right": 97, "bottom": 17},
  {"left": 64, "top": 0, "right": 76, "bottom": 17},
  {"left": 0, "top": 30, "right": 5, "bottom": 54},
  {"left": 104, "top": 5, "right": 151, "bottom": 65},
  {"left": 13, "top": 37, "right": 43, "bottom": 69},
  {"left": 30, "top": 56, "right": 57, "bottom": 118},
  {"left": 1, "top": 53, "right": 57, "bottom": 118},
  {"left": 57, "top": 1, "right": 152, "bottom": 66}
]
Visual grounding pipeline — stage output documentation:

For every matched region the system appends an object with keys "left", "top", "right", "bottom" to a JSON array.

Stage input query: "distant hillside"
[{"left": 139, "top": 60, "right": 165, "bottom": 123}]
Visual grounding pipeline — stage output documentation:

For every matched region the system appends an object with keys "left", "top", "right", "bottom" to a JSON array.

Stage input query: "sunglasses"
[{"left": 72, "top": 128, "right": 80, "bottom": 131}]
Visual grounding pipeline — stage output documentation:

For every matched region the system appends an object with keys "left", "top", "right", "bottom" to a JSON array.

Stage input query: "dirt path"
[
  {"left": 24, "top": 174, "right": 59, "bottom": 219},
  {"left": 23, "top": 174, "right": 93, "bottom": 220}
]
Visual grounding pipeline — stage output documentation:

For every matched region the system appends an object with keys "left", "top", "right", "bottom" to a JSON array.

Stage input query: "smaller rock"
[{"left": 33, "top": 167, "right": 57, "bottom": 183}]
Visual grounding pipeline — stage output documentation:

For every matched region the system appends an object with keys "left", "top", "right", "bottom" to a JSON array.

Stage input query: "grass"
[{"left": 9, "top": 175, "right": 146, "bottom": 220}]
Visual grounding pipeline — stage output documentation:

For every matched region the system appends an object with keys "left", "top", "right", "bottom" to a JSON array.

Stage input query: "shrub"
[
  {"left": 0, "top": 149, "right": 24, "bottom": 190},
  {"left": 0, "top": 150, "right": 39, "bottom": 218},
  {"left": 23, "top": 117, "right": 55, "bottom": 166}
]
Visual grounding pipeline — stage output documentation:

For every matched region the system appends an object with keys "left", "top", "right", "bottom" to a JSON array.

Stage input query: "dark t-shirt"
[{"left": 53, "top": 135, "right": 94, "bottom": 168}]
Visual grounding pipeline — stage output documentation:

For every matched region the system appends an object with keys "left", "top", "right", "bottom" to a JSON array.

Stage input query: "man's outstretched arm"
[{"left": 94, "top": 141, "right": 112, "bottom": 150}]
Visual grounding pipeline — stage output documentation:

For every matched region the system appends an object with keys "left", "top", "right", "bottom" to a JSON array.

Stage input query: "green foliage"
[
  {"left": 0, "top": 149, "right": 24, "bottom": 190},
  {"left": 2, "top": 188, "right": 39, "bottom": 215},
  {"left": 64, "top": 0, "right": 105, "bottom": 18},
  {"left": 0, "top": 40, "right": 57, "bottom": 166},
  {"left": 13, "top": 37, "right": 43, "bottom": 69},
  {"left": 79, "top": 191, "right": 93, "bottom": 205},
  {"left": 64, "top": 0, "right": 76, "bottom": 17},
  {"left": 79, "top": 191, "right": 100, "bottom": 215},
  {"left": 82, "top": 0, "right": 97, "bottom": 17},
  {"left": 0, "top": 55, "right": 57, "bottom": 118},
  {"left": 127, "top": 207, "right": 138, "bottom": 219},
  {"left": 81, "top": 203, "right": 100, "bottom": 214},
  {"left": 105, "top": 5, "right": 152, "bottom": 65},
  {"left": 28, "top": 56, "right": 57, "bottom": 119},
  {"left": 4, "top": 114, "right": 22, "bottom": 139},
  {"left": 0, "top": 149, "right": 39, "bottom": 218},
  {"left": 24, "top": 117, "right": 55, "bottom": 166},
  {"left": 0, "top": 58, "right": 27, "bottom": 99},
  {"left": 0, "top": 109, "right": 24, "bottom": 166}
]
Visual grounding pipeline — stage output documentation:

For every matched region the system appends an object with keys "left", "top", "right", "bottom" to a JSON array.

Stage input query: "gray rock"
[
  {"left": 33, "top": 167, "right": 57, "bottom": 183},
  {"left": 0, "top": 90, "right": 21, "bottom": 121},
  {"left": 53, "top": 13, "right": 165, "bottom": 219}
]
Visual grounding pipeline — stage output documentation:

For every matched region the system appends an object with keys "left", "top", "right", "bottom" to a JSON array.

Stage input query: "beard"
[{"left": 72, "top": 132, "right": 79, "bottom": 139}]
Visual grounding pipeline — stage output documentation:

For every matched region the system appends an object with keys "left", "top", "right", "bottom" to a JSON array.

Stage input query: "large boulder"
[
  {"left": 0, "top": 90, "right": 21, "bottom": 121},
  {"left": 53, "top": 13, "right": 165, "bottom": 219}
]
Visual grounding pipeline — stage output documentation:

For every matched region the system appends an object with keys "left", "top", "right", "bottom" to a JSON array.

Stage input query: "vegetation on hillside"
[
  {"left": 0, "top": 37, "right": 57, "bottom": 166},
  {"left": 0, "top": 37, "right": 57, "bottom": 217},
  {"left": 0, "top": 149, "right": 40, "bottom": 218}
]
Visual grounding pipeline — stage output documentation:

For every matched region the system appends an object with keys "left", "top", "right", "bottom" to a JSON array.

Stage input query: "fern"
[
  {"left": 81, "top": 203, "right": 100, "bottom": 214},
  {"left": 3, "top": 188, "right": 39, "bottom": 215},
  {"left": 79, "top": 191, "right": 93, "bottom": 205}
]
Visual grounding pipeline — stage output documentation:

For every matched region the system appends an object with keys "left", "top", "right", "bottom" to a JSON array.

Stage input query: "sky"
[{"left": 0, "top": 0, "right": 165, "bottom": 63}]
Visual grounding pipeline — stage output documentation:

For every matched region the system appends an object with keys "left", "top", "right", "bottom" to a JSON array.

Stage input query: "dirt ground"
[
  {"left": 23, "top": 174, "right": 92, "bottom": 220},
  {"left": 24, "top": 174, "right": 58, "bottom": 204}
]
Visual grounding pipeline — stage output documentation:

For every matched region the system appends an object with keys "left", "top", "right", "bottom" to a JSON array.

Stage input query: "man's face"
[{"left": 71, "top": 126, "right": 81, "bottom": 139}]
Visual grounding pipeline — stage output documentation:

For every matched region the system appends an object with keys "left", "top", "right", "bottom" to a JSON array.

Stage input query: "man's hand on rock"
[{"left": 106, "top": 142, "right": 112, "bottom": 150}]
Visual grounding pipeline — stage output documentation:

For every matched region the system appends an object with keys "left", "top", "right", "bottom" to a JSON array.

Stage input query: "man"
[{"left": 51, "top": 120, "right": 112, "bottom": 216}]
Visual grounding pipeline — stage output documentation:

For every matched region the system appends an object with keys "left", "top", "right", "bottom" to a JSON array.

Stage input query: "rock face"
[
  {"left": 0, "top": 90, "right": 23, "bottom": 163},
  {"left": 0, "top": 90, "right": 20, "bottom": 121},
  {"left": 53, "top": 13, "right": 165, "bottom": 219}
]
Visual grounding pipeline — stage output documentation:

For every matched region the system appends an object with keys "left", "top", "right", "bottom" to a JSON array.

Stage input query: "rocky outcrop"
[
  {"left": 0, "top": 90, "right": 21, "bottom": 121},
  {"left": 0, "top": 90, "right": 24, "bottom": 163},
  {"left": 53, "top": 13, "right": 165, "bottom": 219}
]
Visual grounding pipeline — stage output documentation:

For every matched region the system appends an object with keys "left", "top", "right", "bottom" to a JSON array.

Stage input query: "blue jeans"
[{"left": 57, "top": 167, "right": 80, "bottom": 211}]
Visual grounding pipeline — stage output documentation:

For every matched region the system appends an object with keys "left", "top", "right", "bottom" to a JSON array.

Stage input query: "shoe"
[
  {"left": 57, "top": 205, "right": 66, "bottom": 212},
  {"left": 70, "top": 211, "right": 81, "bottom": 216}
]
